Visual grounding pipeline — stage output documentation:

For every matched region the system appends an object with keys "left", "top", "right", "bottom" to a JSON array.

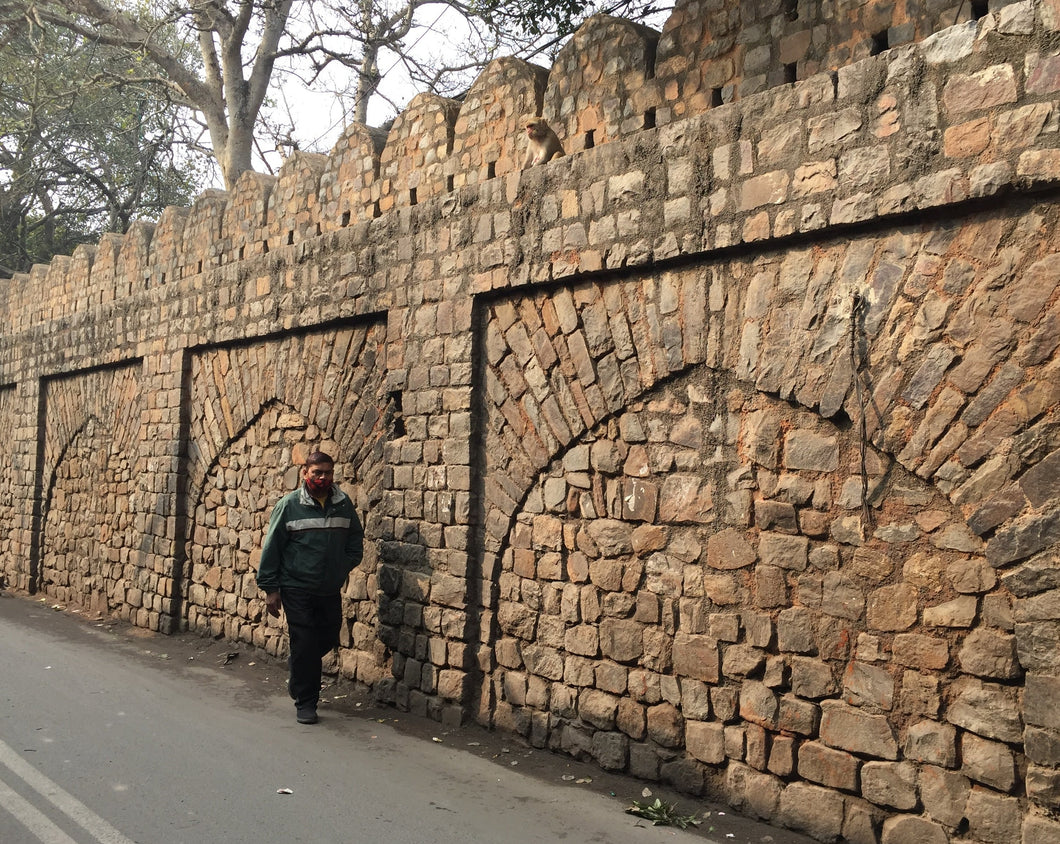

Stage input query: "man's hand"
[{"left": 265, "top": 591, "right": 282, "bottom": 618}]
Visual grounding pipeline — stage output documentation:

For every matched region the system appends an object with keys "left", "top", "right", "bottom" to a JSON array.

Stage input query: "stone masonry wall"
[{"left": 1, "top": 1, "right": 1059, "bottom": 842}]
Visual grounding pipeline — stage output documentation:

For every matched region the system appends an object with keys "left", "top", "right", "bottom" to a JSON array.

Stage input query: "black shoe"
[{"left": 296, "top": 706, "right": 318, "bottom": 724}]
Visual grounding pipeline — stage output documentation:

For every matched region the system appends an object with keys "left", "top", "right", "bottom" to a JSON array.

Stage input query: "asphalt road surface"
[{"left": 0, "top": 591, "right": 811, "bottom": 844}]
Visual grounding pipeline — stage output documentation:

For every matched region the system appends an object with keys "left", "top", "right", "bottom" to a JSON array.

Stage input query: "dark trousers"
[{"left": 280, "top": 587, "right": 342, "bottom": 708}]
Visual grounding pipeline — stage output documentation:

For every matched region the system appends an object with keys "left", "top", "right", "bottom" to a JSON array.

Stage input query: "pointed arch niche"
[{"left": 181, "top": 321, "right": 392, "bottom": 686}]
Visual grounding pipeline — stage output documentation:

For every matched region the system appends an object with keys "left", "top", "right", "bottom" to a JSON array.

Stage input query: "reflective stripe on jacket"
[{"left": 256, "top": 484, "right": 364, "bottom": 596}]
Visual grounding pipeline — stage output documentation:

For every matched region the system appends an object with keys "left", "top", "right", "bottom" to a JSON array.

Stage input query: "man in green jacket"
[{"left": 257, "top": 451, "right": 364, "bottom": 724}]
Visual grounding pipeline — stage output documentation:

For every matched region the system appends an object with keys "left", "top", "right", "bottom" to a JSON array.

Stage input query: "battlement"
[{"left": 2, "top": 0, "right": 1048, "bottom": 337}]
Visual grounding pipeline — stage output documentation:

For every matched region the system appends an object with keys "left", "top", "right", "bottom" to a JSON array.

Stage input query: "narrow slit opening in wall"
[
  {"left": 446, "top": 174, "right": 455, "bottom": 192},
  {"left": 784, "top": 62, "right": 797, "bottom": 83},
  {"left": 389, "top": 390, "right": 405, "bottom": 437},
  {"left": 197, "top": 260, "right": 203, "bottom": 274},
  {"left": 238, "top": 245, "right": 245, "bottom": 260},
  {"left": 409, "top": 187, "right": 418, "bottom": 206},
  {"left": 643, "top": 41, "right": 657, "bottom": 80},
  {"left": 341, "top": 211, "right": 351, "bottom": 227},
  {"left": 373, "top": 201, "right": 381, "bottom": 218},
  {"left": 287, "top": 231, "right": 294, "bottom": 245},
  {"left": 315, "top": 222, "right": 321, "bottom": 236},
  {"left": 783, "top": 0, "right": 798, "bottom": 20},
  {"left": 643, "top": 107, "right": 656, "bottom": 130},
  {"left": 711, "top": 87, "right": 724, "bottom": 107},
  {"left": 262, "top": 240, "right": 270, "bottom": 254},
  {"left": 584, "top": 129, "right": 595, "bottom": 150},
  {"left": 870, "top": 30, "right": 888, "bottom": 55},
  {"left": 486, "top": 161, "right": 496, "bottom": 179},
  {"left": 160, "top": 272, "right": 166, "bottom": 285}
]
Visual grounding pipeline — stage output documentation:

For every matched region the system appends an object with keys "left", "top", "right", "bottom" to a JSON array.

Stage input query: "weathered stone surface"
[
  {"left": 672, "top": 633, "right": 719, "bottom": 682},
  {"left": 777, "top": 782, "right": 845, "bottom": 840},
  {"left": 958, "top": 628, "right": 1020, "bottom": 679},
  {"left": 646, "top": 702, "right": 684, "bottom": 748},
  {"left": 920, "top": 764, "right": 970, "bottom": 828},
  {"left": 777, "top": 607, "right": 816, "bottom": 653},
  {"left": 739, "top": 680, "right": 779, "bottom": 729},
  {"left": 923, "top": 595, "right": 977, "bottom": 627},
  {"left": 1023, "top": 815, "right": 1060, "bottom": 844},
  {"left": 862, "top": 761, "right": 917, "bottom": 810},
  {"left": 791, "top": 656, "right": 837, "bottom": 699},
  {"left": 797, "top": 740, "right": 859, "bottom": 790},
  {"left": 759, "top": 532, "right": 809, "bottom": 570},
  {"left": 892, "top": 633, "right": 949, "bottom": 669},
  {"left": 880, "top": 815, "right": 948, "bottom": 844},
  {"left": 843, "top": 660, "right": 895, "bottom": 709},
  {"left": 904, "top": 720, "right": 956, "bottom": 766},
  {"left": 706, "top": 528, "right": 756, "bottom": 570},
  {"left": 1025, "top": 674, "right": 1060, "bottom": 730},
  {"left": 579, "top": 689, "right": 620, "bottom": 729},
  {"left": 965, "top": 785, "right": 1024, "bottom": 844},
  {"left": 961, "top": 732, "right": 1016, "bottom": 792},
  {"left": 1028, "top": 764, "right": 1060, "bottom": 809},
  {"left": 784, "top": 430, "right": 839, "bottom": 471},
  {"left": 946, "top": 678, "right": 1023, "bottom": 742},
  {"left": 685, "top": 720, "right": 725, "bottom": 764},
  {"left": 820, "top": 700, "right": 898, "bottom": 759}
]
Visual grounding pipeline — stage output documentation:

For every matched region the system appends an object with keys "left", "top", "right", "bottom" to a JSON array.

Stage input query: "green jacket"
[{"left": 256, "top": 483, "right": 364, "bottom": 596}]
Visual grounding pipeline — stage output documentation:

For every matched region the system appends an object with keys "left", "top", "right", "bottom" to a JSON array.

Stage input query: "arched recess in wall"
[
  {"left": 38, "top": 364, "right": 145, "bottom": 619},
  {"left": 473, "top": 202, "right": 1060, "bottom": 825},
  {"left": 180, "top": 322, "right": 392, "bottom": 686}
]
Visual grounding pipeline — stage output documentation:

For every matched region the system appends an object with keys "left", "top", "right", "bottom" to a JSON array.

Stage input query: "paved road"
[{"left": 0, "top": 592, "right": 806, "bottom": 844}]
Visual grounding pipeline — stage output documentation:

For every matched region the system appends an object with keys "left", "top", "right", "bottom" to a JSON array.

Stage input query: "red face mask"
[{"left": 304, "top": 475, "right": 333, "bottom": 497}]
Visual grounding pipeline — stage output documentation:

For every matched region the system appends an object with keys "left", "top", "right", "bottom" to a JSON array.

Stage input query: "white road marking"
[
  {"left": 0, "top": 772, "right": 78, "bottom": 844},
  {"left": 0, "top": 738, "right": 137, "bottom": 844}
]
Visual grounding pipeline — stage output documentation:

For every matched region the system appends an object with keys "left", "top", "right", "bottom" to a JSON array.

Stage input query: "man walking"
[{"left": 257, "top": 451, "right": 364, "bottom": 724}]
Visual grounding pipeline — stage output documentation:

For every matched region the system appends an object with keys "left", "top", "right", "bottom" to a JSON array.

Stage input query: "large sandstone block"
[{"left": 820, "top": 700, "right": 898, "bottom": 759}]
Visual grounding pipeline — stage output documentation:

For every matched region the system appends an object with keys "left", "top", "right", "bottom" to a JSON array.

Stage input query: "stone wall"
[{"left": 2, "top": 0, "right": 1059, "bottom": 842}]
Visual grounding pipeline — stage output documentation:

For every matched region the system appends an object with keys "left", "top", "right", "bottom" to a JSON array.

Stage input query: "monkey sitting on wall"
[{"left": 521, "top": 117, "right": 564, "bottom": 168}]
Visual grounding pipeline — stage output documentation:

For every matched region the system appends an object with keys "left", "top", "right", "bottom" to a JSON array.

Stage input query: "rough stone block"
[
  {"left": 958, "top": 628, "right": 1020, "bottom": 679},
  {"left": 820, "top": 700, "right": 898, "bottom": 759},
  {"left": 672, "top": 632, "right": 720, "bottom": 682},
  {"left": 797, "top": 740, "right": 859, "bottom": 790},
  {"left": 965, "top": 785, "right": 1024, "bottom": 844},
  {"left": 777, "top": 781, "right": 845, "bottom": 840},
  {"left": 685, "top": 720, "right": 725, "bottom": 764},
  {"left": 920, "top": 765, "right": 970, "bottom": 828},
  {"left": 961, "top": 732, "right": 1016, "bottom": 792},
  {"left": 904, "top": 720, "right": 957, "bottom": 767},
  {"left": 947, "top": 677, "right": 1023, "bottom": 742},
  {"left": 861, "top": 761, "right": 917, "bottom": 810},
  {"left": 880, "top": 815, "right": 948, "bottom": 844}
]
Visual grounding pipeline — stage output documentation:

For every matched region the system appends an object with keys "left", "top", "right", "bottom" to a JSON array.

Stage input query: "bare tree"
[
  {"left": 5, "top": 1, "right": 293, "bottom": 188},
  {"left": 6, "top": 0, "right": 668, "bottom": 188}
]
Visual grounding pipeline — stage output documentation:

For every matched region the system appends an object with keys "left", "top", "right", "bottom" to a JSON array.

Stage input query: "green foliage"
[
  {"left": 625, "top": 798, "right": 701, "bottom": 829},
  {"left": 0, "top": 17, "right": 211, "bottom": 272}
]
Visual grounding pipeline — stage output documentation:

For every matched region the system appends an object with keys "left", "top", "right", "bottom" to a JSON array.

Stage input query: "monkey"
[{"left": 521, "top": 117, "right": 564, "bottom": 168}]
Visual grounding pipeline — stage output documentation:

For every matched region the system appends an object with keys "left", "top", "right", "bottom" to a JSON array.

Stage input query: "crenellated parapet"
[
  {"left": 0, "top": 0, "right": 1044, "bottom": 328},
  {"left": 449, "top": 57, "right": 548, "bottom": 187},
  {"left": 544, "top": 15, "right": 661, "bottom": 150},
  {"left": 317, "top": 123, "right": 387, "bottom": 232},
  {"left": 268, "top": 151, "right": 327, "bottom": 250},
  {"left": 223, "top": 171, "right": 276, "bottom": 264},
  {"left": 149, "top": 206, "right": 190, "bottom": 288},
  {"left": 378, "top": 93, "right": 461, "bottom": 213}
]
